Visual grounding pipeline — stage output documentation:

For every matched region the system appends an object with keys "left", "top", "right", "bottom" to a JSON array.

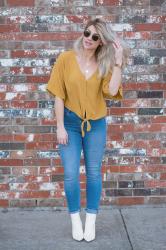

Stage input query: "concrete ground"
[{"left": 0, "top": 204, "right": 166, "bottom": 250}]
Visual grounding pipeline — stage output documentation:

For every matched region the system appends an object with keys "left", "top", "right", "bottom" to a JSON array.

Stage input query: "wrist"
[
  {"left": 57, "top": 123, "right": 64, "bottom": 129},
  {"left": 114, "top": 63, "right": 122, "bottom": 69},
  {"left": 115, "top": 60, "right": 122, "bottom": 67}
]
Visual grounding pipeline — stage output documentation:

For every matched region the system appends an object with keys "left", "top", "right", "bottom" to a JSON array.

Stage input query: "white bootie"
[
  {"left": 84, "top": 212, "right": 96, "bottom": 242},
  {"left": 70, "top": 212, "right": 84, "bottom": 241}
]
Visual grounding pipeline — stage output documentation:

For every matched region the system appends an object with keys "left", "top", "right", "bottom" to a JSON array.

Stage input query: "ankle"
[
  {"left": 85, "top": 212, "right": 96, "bottom": 223},
  {"left": 70, "top": 212, "right": 81, "bottom": 221}
]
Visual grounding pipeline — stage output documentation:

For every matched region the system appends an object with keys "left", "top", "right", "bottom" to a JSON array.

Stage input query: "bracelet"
[{"left": 114, "top": 63, "right": 122, "bottom": 69}]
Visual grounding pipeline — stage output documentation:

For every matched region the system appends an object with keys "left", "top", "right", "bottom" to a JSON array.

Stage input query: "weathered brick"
[
  {"left": 0, "top": 0, "right": 5, "bottom": 6},
  {"left": 123, "top": 0, "right": 149, "bottom": 6},
  {"left": 150, "top": 0, "right": 165, "bottom": 6},
  {"left": 35, "top": 0, "right": 65, "bottom": 7},
  {"left": 0, "top": 0, "right": 165, "bottom": 209},
  {"left": 36, "top": 15, "right": 64, "bottom": 24},
  {"left": 137, "top": 91, "right": 163, "bottom": 98},
  {"left": 9, "top": 199, "right": 36, "bottom": 207},
  {"left": 150, "top": 49, "right": 166, "bottom": 56},
  {"left": 138, "top": 108, "right": 164, "bottom": 115},
  {"left": 105, "top": 189, "right": 132, "bottom": 196},
  {"left": 133, "top": 188, "right": 160, "bottom": 196},
  {"left": 21, "top": 24, "right": 48, "bottom": 32},
  {"left": 96, "top": 0, "right": 122, "bottom": 5},
  {"left": 151, "top": 32, "right": 166, "bottom": 39},
  {"left": 124, "top": 31, "right": 151, "bottom": 39},
  {"left": 24, "top": 126, "right": 52, "bottom": 133},
  {"left": 7, "top": 16, "right": 34, "bottom": 24},
  {"left": 0, "top": 143, "right": 25, "bottom": 150},
  {"left": 133, "top": 56, "right": 160, "bottom": 64}
]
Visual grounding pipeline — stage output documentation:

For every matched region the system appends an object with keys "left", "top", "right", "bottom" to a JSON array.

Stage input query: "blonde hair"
[{"left": 73, "top": 17, "right": 130, "bottom": 78}]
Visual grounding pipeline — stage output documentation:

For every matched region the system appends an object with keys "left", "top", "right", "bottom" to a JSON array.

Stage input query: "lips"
[{"left": 85, "top": 40, "right": 93, "bottom": 46}]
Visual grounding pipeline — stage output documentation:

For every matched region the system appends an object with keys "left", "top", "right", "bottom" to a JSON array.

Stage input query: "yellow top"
[{"left": 46, "top": 49, "right": 123, "bottom": 137}]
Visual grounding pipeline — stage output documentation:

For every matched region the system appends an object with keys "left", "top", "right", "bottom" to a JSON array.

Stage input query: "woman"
[{"left": 46, "top": 17, "right": 129, "bottom": 242}]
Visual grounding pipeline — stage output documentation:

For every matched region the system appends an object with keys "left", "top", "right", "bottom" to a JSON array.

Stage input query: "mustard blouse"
[{"left": 46, "top": 49, "right": 123, "bottom": 137}]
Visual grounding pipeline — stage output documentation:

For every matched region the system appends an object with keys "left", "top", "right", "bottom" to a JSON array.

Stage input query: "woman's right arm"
[{"left": 55, "top": 97, "right": 68, "bottom": 145}]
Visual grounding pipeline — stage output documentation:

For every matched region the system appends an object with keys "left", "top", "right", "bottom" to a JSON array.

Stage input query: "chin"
[{"left": 83, "top": 43, "right": 93, "bottom": 50}]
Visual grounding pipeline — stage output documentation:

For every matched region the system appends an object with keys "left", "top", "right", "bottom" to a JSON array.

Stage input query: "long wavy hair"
[{"left": 73, "top": 17, "right": 130, "bottom": 78}]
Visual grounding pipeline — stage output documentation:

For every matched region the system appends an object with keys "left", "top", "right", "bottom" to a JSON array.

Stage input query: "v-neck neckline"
[{"left": 72, "top": 50, "right": 98, "bottom": 81}]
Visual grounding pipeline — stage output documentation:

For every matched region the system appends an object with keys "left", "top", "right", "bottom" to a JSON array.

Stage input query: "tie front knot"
[{"left": 81, "top": 118, "right": 91, "bottom": 137}]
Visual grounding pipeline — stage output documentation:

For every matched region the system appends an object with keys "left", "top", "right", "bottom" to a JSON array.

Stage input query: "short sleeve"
[
  {"left": 102, "top": 71, "right": 123, "bottom": 100},
  {"left": 46, "top": 53, "right": 66, "bottom": 100}
]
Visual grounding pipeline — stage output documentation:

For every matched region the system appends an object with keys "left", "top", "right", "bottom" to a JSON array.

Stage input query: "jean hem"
[
  {"left": 69, "top": 208, "right": 81, "bottom": 214},
  {"left": 84, "top": 208, "right": 99, "bottom": 214}
]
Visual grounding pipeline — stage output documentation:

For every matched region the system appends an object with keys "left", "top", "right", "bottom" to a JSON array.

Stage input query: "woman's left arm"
[{"left": 108, "top": 39, "right": 123, "bottom": 96}]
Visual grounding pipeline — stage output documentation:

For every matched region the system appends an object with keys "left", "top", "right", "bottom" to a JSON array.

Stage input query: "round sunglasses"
[{"left": 83, "top": 29, "right": 100, "bottom": 42}]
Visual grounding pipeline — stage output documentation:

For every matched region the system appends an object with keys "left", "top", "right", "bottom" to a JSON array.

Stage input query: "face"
[{"left": 82, "top": 25, "right": 102, "bottom": 51}]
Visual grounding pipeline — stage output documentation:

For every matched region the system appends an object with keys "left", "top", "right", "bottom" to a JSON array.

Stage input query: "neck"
[{"left": 80, "top": 48, "right": 96, "bottom": 62}]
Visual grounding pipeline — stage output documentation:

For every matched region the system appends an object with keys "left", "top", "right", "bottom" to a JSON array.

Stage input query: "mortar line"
[{"left": 119, "top": 208, "right": 134, "bottom": 250}]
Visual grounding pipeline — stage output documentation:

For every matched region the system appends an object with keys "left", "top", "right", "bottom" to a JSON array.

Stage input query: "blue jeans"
[{"left": 58, "top": 106, "right": 107, "bottom": 214}]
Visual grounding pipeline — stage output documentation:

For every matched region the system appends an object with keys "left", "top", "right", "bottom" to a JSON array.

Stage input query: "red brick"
[
  {"left": 124, "top": 31, "right": 151, "bottom": 39},
  {"left": 5, "top": 191, "right": 49, "bottom": 199},
  {"left": 11, "top": 151, "right": 37, "bottom": 159},
  {"left": 0, "top": 135, "right": 12, "bottom": 141},
  {"left": 107, "top": 131, "right": 123, "bottom": 140},
  {"left": 24, "top": 159, "right": 50, "bottom": 166},
  {"left": 0, "top": 101, "right": 9, "bottom": 108},
  {"left": 0, "top": 184, "right": 9, "bottom": 191},
  {"left": 135, "top": 23, "right": 162, "bottom": 31},
  {"left": 23, "top": 175, "right": 50, "bottom": 182},
  {"left": 0, "top": 159, "right": 23, "bottom": 166},
  {"left": 117, "top": 197, "right": 144, "bottom": 206},
  {"left": 11, "top": 50, "right": 38, "bottom": 58},
  {"left": 0, "top": 200, "right": 9, "bottom": 207},
  {"left": 150, "top": 83, "right": 166, "bottom": 90},
  {"left": 26, "top": 76, "right": 49, "bottom": 83},
  {"left": 13, "top": 134, "right": 41, "bottom": 142},
  {"left": 0, "top": 24, "right": 20, "bottom": 32},
  {"left": 109, "top": 124, "right": 135, "bottom": 133},
  {"left": 160, "top": 173, "right": 166, "bottom": 180},
  {"left": 11, "top": 101, "right": 37, "bottom": 108},
  {"left": 7, "top": 0, "right": 34, "bottom": 6},
  {"left": 41, "top": 118, "right": 57, "bottom": 125},
  {"left": 134, "top": 124, "right": 164, "bottom": 132},
  {"left": 25, "top": 142, "right": 54, "bottom": 150},
  {"left": 145, "top": 180, "right": 166, "bottom": 188},
  {"left": 109, "top": 108, "right": 137, "bottom": 115},
  {"left": 65, "top": 15, "right": 89, "bottom": 23},
  {"left": 119, "top": 166, "right": 136, "bottom": 173},
  {"left": 10, "top": 67, "right": 33, "bottom": 75}
]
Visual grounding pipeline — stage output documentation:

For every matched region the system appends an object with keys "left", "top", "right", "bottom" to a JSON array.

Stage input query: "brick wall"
[{"left": 0, "top": 0, "right": 166, "bottom": 208}]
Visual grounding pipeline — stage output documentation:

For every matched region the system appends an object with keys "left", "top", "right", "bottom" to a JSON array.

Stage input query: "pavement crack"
[{"left": 119, "top": 208, "right": 134, "bottom": 250}]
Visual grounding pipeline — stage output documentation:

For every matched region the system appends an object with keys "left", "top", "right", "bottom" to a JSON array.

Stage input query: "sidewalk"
[{"left": 0, "top": 204, "right": 166, "bottom": 250}]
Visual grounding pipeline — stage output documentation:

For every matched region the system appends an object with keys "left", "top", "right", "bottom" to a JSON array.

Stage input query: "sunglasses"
[{"left": 83, "top": 29, "right": 100, "bottom": 42}]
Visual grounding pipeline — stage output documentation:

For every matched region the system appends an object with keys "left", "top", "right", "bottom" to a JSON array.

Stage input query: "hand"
[
  {"left": 112, "top": 39, "right": 123, "bottom": 65},
  {"left": 57, "top": 126, "right": 68, "bottom": 145}
]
